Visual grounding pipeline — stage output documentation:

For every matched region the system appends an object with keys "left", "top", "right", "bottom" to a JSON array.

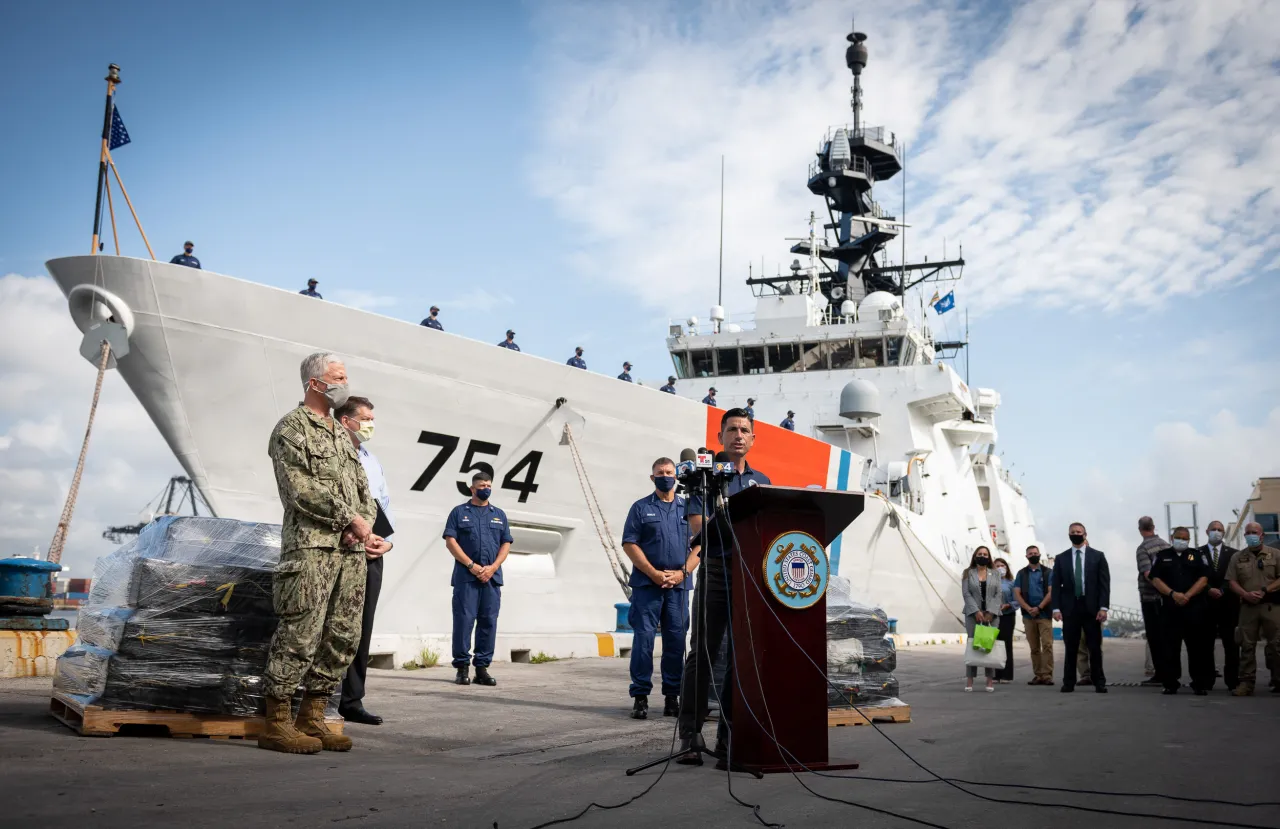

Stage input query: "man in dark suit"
[
  {"left": 1052, "top": 521, "right": 1111, "bottom": 693},
  {"left": 1200, "top": 519, "right": 1239, "bottom": 690}
]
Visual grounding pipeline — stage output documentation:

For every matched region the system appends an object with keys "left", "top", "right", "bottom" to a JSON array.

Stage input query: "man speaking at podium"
[{"left": 677, "top": 408, "right": 771, "bottom": 764}]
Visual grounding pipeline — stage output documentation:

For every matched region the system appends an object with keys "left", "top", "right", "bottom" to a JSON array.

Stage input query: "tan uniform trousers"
[
  {"left": 1237, "top": 603, "right": 1280, "bottom": 687},
  {"left": 1022, "top": 617, "right": 1054, "bottom": 680}
]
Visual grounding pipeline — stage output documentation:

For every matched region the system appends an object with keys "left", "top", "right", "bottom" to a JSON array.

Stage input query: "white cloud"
[
  {"left": 529, "top": 0, "right": 1280, "bottom": 314},
  {"left": 0, "top": 273, "right": 178, "bottom": 579},
  {"left": 1043, "top": 407, "right": 1280, "bottom": 609}
]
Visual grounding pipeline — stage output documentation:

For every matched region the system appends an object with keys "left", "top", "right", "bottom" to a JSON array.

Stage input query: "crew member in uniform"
[
  {"left": 1200, "top": 520, "right": 1239, "bottom": 689},
  {"left": 443, "top": 472, "right": 512, "bottom": 687},
  {"left": 1149, "top": 526, "right": 1213, "bottom": 694},
  {"left": 300, "top": 278, "right": 322, "bottom": 298},
  {"left": 1228, "top": 522, "right": 1280, "bottom": 696},
  {"left": 336, "top": 396, "right": 394, "bottom": 725},
  {"left": 421, "top": 305, "right": 443, "bottom": 330},
  {"left": 743, "top": 398, "right": 755, "bottom": 420},
  {"left": 780, "top": 411, "right": 795, "bottom": 431},
  {"left": 498, "top": 330, "right": 520, "bottom": 351},
  {"left": 567, "top": 347, "right": 587, "bottom": 369},
  {"left": 701, "top": 387, "right": 717, "bottom": 406},
  {"left": 621, "top": 458, "right": 692, "bottom": 720},
  {"left": 169, "top": 241, "right": 200, "bottom": 269},
  {"left": 618, "top": 362, "right": 633, "bottom": 382},
  {"left": 678, "top": 408, "right": 770, "bottom": 765},
  {"left": 260, "top": 352, "right": 386, "bottom": 755},
  {"left": 660, "top": 376, "right": 677, "bottom": 394}
]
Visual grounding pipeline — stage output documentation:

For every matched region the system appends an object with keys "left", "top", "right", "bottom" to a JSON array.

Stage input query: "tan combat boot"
[
  {"left": 1232, "top": 684, "right": 1255, "bottom": 697},
  {"left": 295, "top": 693, "right": 352, "bottom": 751},
  {"left": 258, "top": 696, "right": 323, "bottom": 754}
]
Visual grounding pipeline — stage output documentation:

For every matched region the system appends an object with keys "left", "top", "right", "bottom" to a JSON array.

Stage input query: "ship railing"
[
  {"left": 820, "top": 124, "right": 895, "bottom": 147},
  {"left": 668, "top": 313, "right": 757, "bottom": 338},
  {"left": 809, "top": 154, "right": 878, "bottom": 183}
]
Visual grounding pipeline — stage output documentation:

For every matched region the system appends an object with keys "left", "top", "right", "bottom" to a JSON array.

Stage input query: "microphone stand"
[{"left": 627, "top": 465, "right": 761, "bottom": 779}]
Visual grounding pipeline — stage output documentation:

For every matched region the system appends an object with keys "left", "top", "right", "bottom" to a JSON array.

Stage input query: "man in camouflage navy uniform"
[{"left": 258, "top": 352, "right": 386, "bottom": 755}]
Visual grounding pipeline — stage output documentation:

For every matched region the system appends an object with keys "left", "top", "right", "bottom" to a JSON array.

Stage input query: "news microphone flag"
[{"left": 932, "top": 290, "right": 955, "bottom": 315}]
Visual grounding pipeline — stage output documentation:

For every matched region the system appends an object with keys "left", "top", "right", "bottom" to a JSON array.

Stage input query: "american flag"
[{"left": 109, "top": 107, "right": 131, "bottom": 150}]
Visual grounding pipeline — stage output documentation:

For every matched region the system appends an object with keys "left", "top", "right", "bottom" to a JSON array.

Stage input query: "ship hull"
[{"left": 47, "top": 256, "right": 972, "bottom": 663}]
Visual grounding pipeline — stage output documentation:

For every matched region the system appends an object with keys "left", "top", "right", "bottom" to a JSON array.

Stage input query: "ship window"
[
  {"left": 858, "top": 337, "right": 884, "bottom": 368},
  {"left": 901, "top": 339, "right": 917, "bottom": 366},
  {"left": 689, "top": 349, "right": 713, "bottom": 378},
  {"left": 742, "top": 347, "right": 766, "bottom": 375},
  {"left": 671, "top": 352, "right": 690, "bottom": 379},
  {"left": 766, "top": 343, "right": 802, "bottom": 373},
  {"left": 829, "top": 339, "right": 858, "bottom": 370},
  {"left": 886, "top": 336, "right": 904, "bottom": 366},
  {"left": 1259, "top": 513, "right": 1280, "bottom": 548},
  {"left": 715, "top": 348, "right": 741, "bottom": 376},
  {"left": 802, "top": 342, "right": 829, "bottom": 371}
]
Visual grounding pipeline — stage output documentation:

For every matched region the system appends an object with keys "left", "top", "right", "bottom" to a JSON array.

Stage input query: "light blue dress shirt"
[{"left": 357, "top": 444, "right": 394, "bottom": 536}]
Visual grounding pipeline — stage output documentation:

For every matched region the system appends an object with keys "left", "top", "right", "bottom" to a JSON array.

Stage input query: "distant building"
[{"left": 1225, "top": 477, "right": 1280, "bottom": 549}]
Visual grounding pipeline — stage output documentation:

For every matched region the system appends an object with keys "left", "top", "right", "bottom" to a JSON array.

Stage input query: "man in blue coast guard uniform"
[
  {"left": 660, "top": 376, "right": 678, "bottom": 394},
  {"left": 618, "top": 361, "right": 633, "bottom": 382},
  {"left": 443, "top": 472, "right": 512, "bottom": 687},
  {"left": 743, "top": 398, "right": 755, "bottom": 420},
  {"left": 300, "top": 278, "right": 323, "bottom": 298},
  {"left": 621, "top": 457, "right": 693, "bottom": 720},
  {"left": 567, "top": 347, "right": 587, "bottom": 369},
  {"left": 420, "top": 305, "right": 443, "bottom": 330},
  {"left": 780, "top": 410, "right": 795, "bottom": 431},
  {"left": 701, "top": 387, "right": 717, "bottom": 406},
  {"left": 169, "top": 241, "right": 201, "bottom": 269},
  {"left": 497, "top": 330, "right": 520, "bottom": 351}
]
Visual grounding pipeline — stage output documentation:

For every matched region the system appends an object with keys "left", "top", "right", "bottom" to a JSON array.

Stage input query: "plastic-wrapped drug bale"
[
  {"left": 827, "top": 670, "right": 901, "bottom": 707},
  {"left": 75, "top": 606, "right": 132, "bottom": 651},
  {"left": 115, "top": 612, "right": 277, "bottom": 664},
  {"left": 826, "top": 576, "right": 889, "bottom": 641},
  {"left": 130, "top": 558, "right": 274, "bottom": 617},
  {"left": 53, "top": 644, "right": 113, "bottom": 698}
]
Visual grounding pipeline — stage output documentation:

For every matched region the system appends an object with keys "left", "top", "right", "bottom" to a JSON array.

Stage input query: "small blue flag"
[
  {"left": 109, "top": 107, "right": 131, "bottom": 150},
  {"left": 932, "top": 290, "right": 955, "bottom": 315}
]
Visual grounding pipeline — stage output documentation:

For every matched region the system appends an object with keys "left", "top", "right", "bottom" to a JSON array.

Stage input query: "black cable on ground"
[{"left": 726, "top": 510, "right": 1280, "bottom": 829}]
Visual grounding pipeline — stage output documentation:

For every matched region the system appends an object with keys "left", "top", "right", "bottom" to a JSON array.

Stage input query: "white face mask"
[
  {"left": 996, "top": 566, "right": 1007, "bottom": 576},
  {"left": 1207, "top": 530, "right": 1224, "bottom": 545},
  {"left": 1171, "top": 539, "right": 1190, "bottom": 552},
  {"left": 345, "top": 418, "right": 374, "bottom": 443}
]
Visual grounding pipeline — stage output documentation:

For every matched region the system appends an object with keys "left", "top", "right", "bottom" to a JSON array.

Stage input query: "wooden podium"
[{"left": 725, "top": 485, "right": 864, "bottom": 774}]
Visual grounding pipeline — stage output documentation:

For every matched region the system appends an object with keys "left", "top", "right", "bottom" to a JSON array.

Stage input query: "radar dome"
[
  {"left": 859, "top": 291, "right": 902, "bottom": 317},
  {"left": 839, "top": 377, "right": 881, "bottom": 420},
  {"left": 839, "top": 299, "right": 857, "bottom": 317}
]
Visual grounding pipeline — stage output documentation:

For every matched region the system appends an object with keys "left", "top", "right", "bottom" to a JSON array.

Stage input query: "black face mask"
[
  {"left": 1027, "top": 557, "right": 1040, "bottom": 565},
  {"left": 1069, "top": 533, "right": 1085, "bottom": 546},
  {"left": 975, "top": 557, "right": 990, "bottom": 566}
]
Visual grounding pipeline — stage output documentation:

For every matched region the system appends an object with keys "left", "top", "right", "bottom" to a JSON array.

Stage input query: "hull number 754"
[{"left": 409, "top": 430, "right": 543, "bottom": 503}]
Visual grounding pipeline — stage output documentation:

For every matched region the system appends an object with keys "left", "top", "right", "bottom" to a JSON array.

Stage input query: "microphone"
[
  {"left": 695, "top": 447, "right": 713, "bottom": 469},
  {"left": 712, "top": 451, "right": 733, "bottom": 508},
  {"left": 675, "top": 447, "right": 698, "bottom": 481}
]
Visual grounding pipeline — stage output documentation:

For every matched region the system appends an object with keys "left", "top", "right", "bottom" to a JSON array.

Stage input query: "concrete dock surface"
[{"left": 2, "top": 638, "right": 1278, "bottom": 829}]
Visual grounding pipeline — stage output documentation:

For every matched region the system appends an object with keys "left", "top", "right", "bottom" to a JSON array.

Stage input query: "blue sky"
[{"left": 2, "top": 0, "right": 1278, "bottom": 603}]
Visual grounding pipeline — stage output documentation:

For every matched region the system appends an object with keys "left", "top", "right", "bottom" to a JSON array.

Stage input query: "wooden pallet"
[
  {"left": 49, "top": 693, "right": 344, "bottom": 739},
  {"left": 828, "top": 704, "right": 911, "bottom": 727}
]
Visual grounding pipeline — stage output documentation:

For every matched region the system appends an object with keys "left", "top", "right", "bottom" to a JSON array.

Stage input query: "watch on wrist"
[{"left": 468, "top": 562, "right": 478, "bottom": 571}]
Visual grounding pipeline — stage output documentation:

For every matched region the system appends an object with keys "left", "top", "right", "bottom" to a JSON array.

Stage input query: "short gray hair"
[
  {"left": 300, "top": 352, "right": 342, "bottom": 388},
  {"left": 1137, "top": 516, "right": 1155, "bottom": 532}
]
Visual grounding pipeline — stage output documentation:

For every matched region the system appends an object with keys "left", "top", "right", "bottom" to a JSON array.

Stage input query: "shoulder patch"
[{"left": 279, "top": 425, "right": 305, "bottom": 448}]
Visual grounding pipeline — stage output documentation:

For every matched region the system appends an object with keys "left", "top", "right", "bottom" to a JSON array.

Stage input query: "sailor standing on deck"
[
  {"left": 420, "top": 306, "right": 443, "bottom": 330},
  {"left": 678, "top": 408, "right": 770, "bottom": 765},
  {"left": 497, "top": 330, "right": 520, "bottom": 351},
  {"left": 567, "top": 347, "right": 587, "bottom": 369},
  {"left": 1227, "top": 523, "right": 1280, "bottom": 696},
  {"left": 336, "top": 396, "right": 395, "bottom": 725},
  {"left": 169, "top": 241, "right": 200, "bottom": 269},
  {"left": 660, "top": 376, "right": 678, "bottom": 394},
  {"left": 443, "top": 473, "right": 512, "bottom": 688},
  {"left": 743, "top": 399, "right": 755, "bottom": 420},
  {"left": 621, "top": 458, "right": 692, "bottom": 720},
  {"left": 300, "top": 278, "right": 322, "bottom": 298},
  {"left": 780, "top": 411, "right": 795, "bottom": 431},
  {"left": 701, "top": 387, "right": 717, "bottom": 406},
  {"left": 259, "top": 352, "right": 387, "bottom": 755},
  {"left": 618, "top": 362, "right": 633, "bottom": 382}
]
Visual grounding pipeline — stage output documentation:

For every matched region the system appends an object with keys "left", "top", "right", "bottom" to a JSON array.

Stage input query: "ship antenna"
[
  {"left": 90, "top": 65, "right": 121, "bottom": 255},
  {"left": 717, "top": 155, "right": 725, "bottom": 311},
  {"left": 846, "top": 29, "right": 868, "bottom": 136}
]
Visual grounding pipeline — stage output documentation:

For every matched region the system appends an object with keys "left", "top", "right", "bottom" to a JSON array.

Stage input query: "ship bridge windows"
[
  {"left": 802, "top": 341, "right": 831, "bottom": 370},
  {"left": 858, "top": 337, "right": 884, "bottom": 368},
  {"left": 901, "top": 338, "right": 918, "bottom": 366},
  {"left": 830, "top": 340, "right": 858, "bottom": 370},
  {"left": 767, "top": 343, "right": 803, "bottom": 373},
  {"left": 671, "top": 351, "right": 691, "bottom": 379},
  {"left": 716, "top": 348, "right": 741, "bottom": 376},
  {"left": 886, "top": 336, "right": 904, "bottom": 366},
  {"left": 743, "top": 347, "right": 767, "bottom": 375},
  {"left": 689, "top": 349, "right": 713, "bottom": 378}
]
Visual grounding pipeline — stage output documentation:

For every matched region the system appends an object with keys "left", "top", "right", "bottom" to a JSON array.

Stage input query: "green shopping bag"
[{"left": 972, "top": 624, "right": 999, "bottom": 653}]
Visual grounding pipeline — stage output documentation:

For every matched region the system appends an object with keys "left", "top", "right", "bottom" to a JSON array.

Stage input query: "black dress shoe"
[
  {"left": 630, "top": 696, "right": 649, "bottom": 720},
  {"left": 1094, "top": 685, "right": 1108, "bottom": 693},
  {"left": 663, "top": 696, "right": 680, "bottom": 717},
  {"left": 454, "top": 668, "right": 471, "bottom": 686},
  {"left": 1060, "top": 684, "right": 1074, "bottom": 693},
  {"left": 474, "top": 666, "right": 497, "bottom": 686},
  {"left": 675, "top": 737, "right": 703, "bottom": 766},
  {"left": 340, "top": 706, "right": 384, "bottom": 725}
]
